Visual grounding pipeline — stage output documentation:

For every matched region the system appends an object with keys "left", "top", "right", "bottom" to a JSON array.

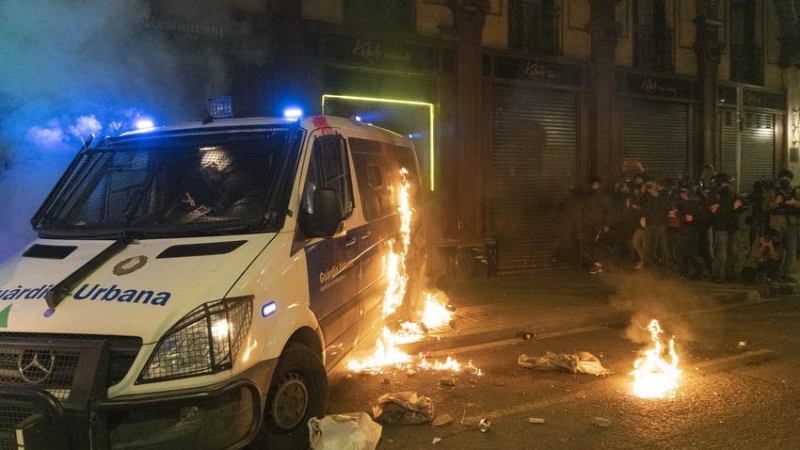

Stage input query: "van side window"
[
  {"left": 305, "top": 135, "right": 354, "bottom": 218},
  {"left": 350, "top": 137, "right": 400, "bottom": 222}
]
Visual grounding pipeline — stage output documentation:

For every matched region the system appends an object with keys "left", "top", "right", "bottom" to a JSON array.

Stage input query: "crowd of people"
[{"left": 567, "top": 165, "right": 800, "bottom": 284}]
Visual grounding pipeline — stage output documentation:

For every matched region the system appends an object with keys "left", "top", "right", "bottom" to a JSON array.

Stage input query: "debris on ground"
[
  {"left": 528, "top": 417, "right": 545, "bottom": 424},
  {"left": 431, "top": 414, "right": 453, "bottom": 427},
  {"left": 309, "top": 412, "right": 382, "bottom": 450},
  {"left": 517, "top": 351, "right": 613, "bottom": 376},
  {"left": 591, "top": 416, "right": 612, "bottom": 428},
  {"left": 372, "top": 391, "right": 434, "bottom": 425}
]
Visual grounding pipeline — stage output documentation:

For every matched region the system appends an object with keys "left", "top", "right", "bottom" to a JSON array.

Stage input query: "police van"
[{"left": 0, "top": 110, "right": 422, "bottom": 449}]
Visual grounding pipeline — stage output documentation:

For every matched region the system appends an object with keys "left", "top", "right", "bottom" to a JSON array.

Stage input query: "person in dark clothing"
[
  {"left": 577, "top": 178, "right": 613, "bottom": 274},
  {"left": 640, "top": 179, "right": 671, "bottom": 270},
  {"left": 692, "top": 178, "right": 714, "bottom": 274},
  {"left": 740, "top": 228, "right": 782, "bottom": 284},
  {"left": 674, "top": 187, "right": 706, "bottom": 278},
  {"left": 766, "top": 169, "right": 800, "bottom": 283},
  {"left": 747, "top": 179, "right": 772, "bottom": 246},
  {"left": 621, "top": 179, "right": 646, "bottom": 269},
  {"left": 708, "top": 173, "right": 744, "bottom": 283}
]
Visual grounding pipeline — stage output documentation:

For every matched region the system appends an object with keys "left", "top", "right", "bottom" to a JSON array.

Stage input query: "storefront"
[
  {"left": 618, "top": 72, "right": 697, "bottom": 182},
  {"left": 485, "top": 54, "right": 590, "bottom": 271},
  {"left": 719, "top": 85, "right": 785, "bottom": 193}
]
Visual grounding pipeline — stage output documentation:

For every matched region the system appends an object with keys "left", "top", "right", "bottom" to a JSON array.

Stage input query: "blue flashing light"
[
  {"left": 283, "top": 107, "right": 303, "bottom": 121},
  {"left": 261, "top": 301, "right": 277, "bottom": 317},
  {"left": 135, "top": 119, "right": 155, "bottom": 130}
]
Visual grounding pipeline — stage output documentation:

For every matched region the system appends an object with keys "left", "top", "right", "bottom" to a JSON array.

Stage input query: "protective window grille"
[
  {"left": 140, "top": 298, "right": 252, "bottom": 383},
  {"left": 37, "top": 129, "right": 292, "bottom": 230}
]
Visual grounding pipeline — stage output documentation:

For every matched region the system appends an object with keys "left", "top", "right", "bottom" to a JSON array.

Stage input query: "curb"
[{"left": 402, "top": 285, "right": 765, "bottom": 356}]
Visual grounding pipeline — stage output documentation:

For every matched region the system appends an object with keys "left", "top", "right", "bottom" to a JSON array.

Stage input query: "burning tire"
[{"left": 259, "top": 343, "right": 328, "bottom": 448}]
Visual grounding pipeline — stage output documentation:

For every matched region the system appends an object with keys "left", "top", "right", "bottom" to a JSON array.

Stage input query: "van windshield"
[{"left": 33, "top": 126, "right": 302, "bottom": 239}]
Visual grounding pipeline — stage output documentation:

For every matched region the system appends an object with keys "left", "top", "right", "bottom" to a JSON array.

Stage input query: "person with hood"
[
  {"left": 708, "top": 173, "right": 744, "bottom": 283},
  {"left": 767, "top": 169, "right": 800, "bottom": 282}
]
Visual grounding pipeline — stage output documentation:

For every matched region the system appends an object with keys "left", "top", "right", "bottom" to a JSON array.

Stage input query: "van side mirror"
[{"left": 301, "top": 189, "right": 343, "bottom": 237}]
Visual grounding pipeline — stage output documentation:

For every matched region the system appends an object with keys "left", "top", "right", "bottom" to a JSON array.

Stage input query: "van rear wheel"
[{"left": 260, "top": 344, "right": 327, "bottom": 448}]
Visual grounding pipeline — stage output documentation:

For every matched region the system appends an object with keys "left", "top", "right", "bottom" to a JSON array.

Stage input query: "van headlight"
[{"left": 138, "top": 296, "right": 253, "bottom": 383}]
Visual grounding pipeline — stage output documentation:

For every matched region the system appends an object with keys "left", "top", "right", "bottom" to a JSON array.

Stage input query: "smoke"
[
  {"left": 0, "top": 0, "right": 256, "bottom": 263},
  {"left": 607, "top": 271, "right": 724, "bottom": 350}
]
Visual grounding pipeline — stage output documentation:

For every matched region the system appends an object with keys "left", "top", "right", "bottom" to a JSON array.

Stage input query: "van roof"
[{"left": 121, "top": 115, "right": 412, "bottom": 147}]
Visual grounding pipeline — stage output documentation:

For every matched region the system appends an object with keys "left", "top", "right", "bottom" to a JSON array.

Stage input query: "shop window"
[
  {"left": 508, "top": 0, "right": 561, "bottom": 55},
  {"left": 344, "top": 0, "right": 415, "bottom": 33},
  {"left": 730, "top": 0, "right": 763, "bottom": 85},
  {"left": 633, "top": 0, "right": 673, "bottom": 72}
]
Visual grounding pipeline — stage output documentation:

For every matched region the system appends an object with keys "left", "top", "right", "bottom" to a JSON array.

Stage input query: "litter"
[
  {"left": 372, "top": 391, "right": 434, "bottom": 425},
  {"left": 309, "top": 412, "right": 382, "bottom": 450},
  {"left": 528, "top": 417, "right": 545, "bottom": 424},
  {"left": 432, "top": 414, "right": 453, "bottom": 427},
  {"left": 517, "top": 351, "right": 613, "bottom": 376},
  {"left": 592, "top": 416, "right": 612, "bottom": 428}
]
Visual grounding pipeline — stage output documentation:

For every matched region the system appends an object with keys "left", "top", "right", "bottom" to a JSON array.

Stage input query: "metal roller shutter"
[
  {"left": 490, "top": 85, "right": 578, "bottom": 271},
  {"left": 622, "top": 98, "right": 689, "bottom": 181},
  {"left": 720, "top": 109, "right": 738, "bottom": 183},
  {"left": 740, "top": 112, "right": 775, "bottom": 191}
]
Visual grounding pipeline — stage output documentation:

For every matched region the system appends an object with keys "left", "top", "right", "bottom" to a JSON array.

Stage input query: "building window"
[
  {"left": 730, "top": 0, "right": 762, "bottom": 85},
  {"left": 508, "top": 0, "right": 561, "bottom": 55},
  {"left": 633, "top": 0, "right": 673, "bottom": 72},
  {"left": 344, "top": 0, "right": 415, "bottom": 33}
]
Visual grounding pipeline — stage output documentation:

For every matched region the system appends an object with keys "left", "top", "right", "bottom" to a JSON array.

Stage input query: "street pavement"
[{"left": 400, "top": 266, "right": 798, "bottom": 356}]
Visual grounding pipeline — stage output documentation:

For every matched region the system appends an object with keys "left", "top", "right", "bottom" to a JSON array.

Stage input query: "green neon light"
[{"left": 322, "top": 94, "right": 435, "bottom": 191}]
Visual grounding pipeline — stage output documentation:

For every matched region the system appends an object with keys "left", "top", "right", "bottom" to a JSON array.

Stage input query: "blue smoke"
[{"left": 0, "top": 0, "right": 242, "bottom": 263}]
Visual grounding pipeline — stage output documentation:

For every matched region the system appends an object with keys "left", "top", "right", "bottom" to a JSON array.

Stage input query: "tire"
[{"left": 257, "top": 344, "right": 328, "bottom": 449}]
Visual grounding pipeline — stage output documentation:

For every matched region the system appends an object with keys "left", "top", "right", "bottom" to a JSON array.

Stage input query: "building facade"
[{"left": 145, "top": 0, "right": 800, "bottom": 273}]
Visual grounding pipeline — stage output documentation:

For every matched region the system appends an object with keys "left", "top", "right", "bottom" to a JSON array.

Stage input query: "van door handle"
[
  {"left": 361, "top": 231, "right": 371, "bottom": 240},
  {"left": 345, "top": 236, "right": 357, "bottom": 247}
]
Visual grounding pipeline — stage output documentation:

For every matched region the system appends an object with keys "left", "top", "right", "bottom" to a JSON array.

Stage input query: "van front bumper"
[{"left": 0, "top": 359, "right": 277, "bottom": 450}]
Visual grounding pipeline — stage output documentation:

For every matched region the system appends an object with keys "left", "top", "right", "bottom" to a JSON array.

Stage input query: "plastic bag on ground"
[
  {"left": 518, "top": 351, "right": 612, "bottom": 376},
  {"left": 372, "top": 391, "right": 434, "bottom": 425},
  {"left": 309, "top": 412, "right": 382, "bottom": 450}
]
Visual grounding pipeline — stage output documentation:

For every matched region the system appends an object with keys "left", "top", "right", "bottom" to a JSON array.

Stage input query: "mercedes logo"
[{"left": 17, "top": 349, "right": 56, "bottom": 384}]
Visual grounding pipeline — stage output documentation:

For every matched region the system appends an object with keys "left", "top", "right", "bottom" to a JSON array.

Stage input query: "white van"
[{"left": 0, "top": 113, "right": 422, "bottom": 449}]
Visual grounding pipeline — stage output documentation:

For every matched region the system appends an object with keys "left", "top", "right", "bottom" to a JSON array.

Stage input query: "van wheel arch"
[{"left": 256, "top": 341, "right": 327, "bottom": 448}]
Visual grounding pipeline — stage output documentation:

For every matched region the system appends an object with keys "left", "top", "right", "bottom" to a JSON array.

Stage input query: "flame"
[
  {"left": 347, "top": 169, "right": 479, "bottom": 375},
  {"left": 347, "top": 326, "right": 413, "bottom": 373},
  {"left": 381, "top": 169, "right": 412, "bottom": 317},
  {"left": 420, "top": 292, "right": 453, "bottom": 330},
  {"left": 630, "top": 319, "right": 681, "bottom": 399}
]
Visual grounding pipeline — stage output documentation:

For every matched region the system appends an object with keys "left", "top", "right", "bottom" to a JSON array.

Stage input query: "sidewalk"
[{"left": 402, "top": 267, "right": 795, "bottom": 355}]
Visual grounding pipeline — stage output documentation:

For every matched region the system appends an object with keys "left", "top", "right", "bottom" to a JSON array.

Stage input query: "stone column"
[
  {"left": 589, "top": 0, "right": 620, "bottom": 183},
  {"left": 447, "top": 0, "right": 488, "bottom": 243},
  {"left": 694, "top": 0, "right": 723, "bottom": 174}
]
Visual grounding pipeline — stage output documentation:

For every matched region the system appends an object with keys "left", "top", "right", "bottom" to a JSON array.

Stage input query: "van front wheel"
[{"left": 261, "top": 344, "right": 327, "bottom": 447}]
